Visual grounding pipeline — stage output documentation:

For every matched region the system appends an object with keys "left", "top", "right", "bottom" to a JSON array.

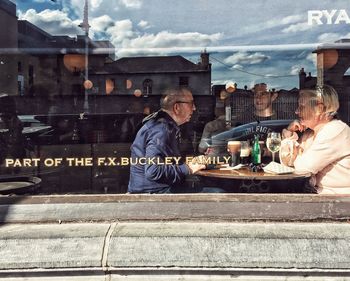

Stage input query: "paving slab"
[
  {"left": 0, "top": 223, "right": 110, "bottom": 269},
  {"left": 1, "top": 221, "right": 350, "bottom": 273},
  {"left": 108, "top": 222, "right": 350, "bottom": 269}
]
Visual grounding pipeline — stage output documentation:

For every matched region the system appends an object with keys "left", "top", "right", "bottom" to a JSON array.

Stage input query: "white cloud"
[
  {"left": 62, "top": 0, "right": 82, "bottom": 17},
  {"left": 91, "top": 0, "right": 104, "bottom": 10},
  {"left": 18, "top": 7, "right": 222, "bottom": 57},
  {"left": 124, "top": 31, "right": 222, "bottom": 48},
  {"left": 18, "top": 9, "right": 82, "bottom": 36},
  {"left": 212, "top": 79, "right": 228, "bottom": 85},
  {"left": 232, "top": 64, "right": 243, "bottom": 69},
  {"left": 242, "top": 14, "right": 303, "bottom": 34},
  {"left": 290, "top": 65, "right": 302, "bottom": 75},
  {"left": 318, "top": 33, "right": 342, "bottom": 43},
  {"left": 66, "top": 0, "right": 141, "bottom": 15},
  {"left": 224, "top": 52, "right": 270, "bottom": 65},
  {"left": 106, "top": 25, "right": 222, "bottom": 56},
  {"left": 119, "top": 0, "right": 142, "bottom": 9},
  {"left": 90, "top": 15, "right": 114, "bottom": 33},
  {"left": 137, "top": 20, "right": 150, "bottom": 30},
  {"left": 282, "top": 22, "right": 312, "bottom": 33},
  {"left": 281, "top": 15, "right": 304, "bottom": 25},
  {"left": 317, "top": 32, "right": 350, "bottom": 43},
  {"left": 306, "top": 53, "right": 317, "bottom": 66},
  {"left": 106, "top": 19, "right": 134, "bottom": 45}
]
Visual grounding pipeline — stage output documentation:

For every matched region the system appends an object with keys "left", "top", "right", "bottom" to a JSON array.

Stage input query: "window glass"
[{"left": 0, "top": 0, "right": 349, "bottom": 195}]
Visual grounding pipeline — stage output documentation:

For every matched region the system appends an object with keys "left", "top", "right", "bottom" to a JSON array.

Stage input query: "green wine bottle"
[{"left": 252, "top": 134, "right": 261, "bottom": 165}]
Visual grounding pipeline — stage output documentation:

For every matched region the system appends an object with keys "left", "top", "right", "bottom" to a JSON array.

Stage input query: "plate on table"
[
  {"left": 219, "top": 164, "right": 244, "bottom": 171},
  {"left": 263, "top": 162, "right": 295, "bottom": 175}
]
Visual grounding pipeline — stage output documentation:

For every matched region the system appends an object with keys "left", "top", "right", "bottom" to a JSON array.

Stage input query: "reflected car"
[{"left": 209, "top": 119, "right": 292, "bottom": 155}]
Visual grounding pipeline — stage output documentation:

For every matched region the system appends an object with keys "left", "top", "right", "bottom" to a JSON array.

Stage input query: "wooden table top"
[{"left": 197, "top": 167, "right": 311, "bottom": 181}]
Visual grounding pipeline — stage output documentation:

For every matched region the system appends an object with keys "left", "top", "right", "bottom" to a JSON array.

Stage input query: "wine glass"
[
  {"left": 227, "top": 140, "right": 241, "bottom": 167},
  {"left": 266, "top": 132, "right": 281, "bottom": 162}
]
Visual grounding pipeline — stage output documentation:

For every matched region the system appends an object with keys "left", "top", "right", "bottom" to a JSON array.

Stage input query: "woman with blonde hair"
[{"left": 280, "top": 84, "right": 350, "bottom": 194}]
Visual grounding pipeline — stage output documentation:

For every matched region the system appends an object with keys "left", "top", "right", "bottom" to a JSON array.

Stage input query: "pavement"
[
  {"left": 1, "top": 222, "right": 350, "bottom": 273},
  {"left": 1, "top": 194, "right": 350, "bottom": 279}
]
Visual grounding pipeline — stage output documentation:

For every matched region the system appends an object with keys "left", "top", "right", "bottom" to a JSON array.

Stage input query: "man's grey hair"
[{"left": 160, "top": 87, "right": 192, "bottom": 110}]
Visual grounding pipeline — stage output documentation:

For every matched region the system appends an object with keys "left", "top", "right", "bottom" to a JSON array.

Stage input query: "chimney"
[
  {"left": 299, "top": 67, "right": 306, "bottom": 89},
  {"left": 200, "top": 49, "right": 210, "bottom": 69}
]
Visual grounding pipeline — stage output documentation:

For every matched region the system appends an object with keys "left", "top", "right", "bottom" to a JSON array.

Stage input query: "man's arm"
[{"left": 144, "top": 126, "right": 190, "bottom": 185}]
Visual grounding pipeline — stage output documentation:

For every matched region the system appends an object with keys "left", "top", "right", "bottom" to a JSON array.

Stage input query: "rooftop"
[{"left": 104, "top": 55, "right": 206, "bottom": 74}]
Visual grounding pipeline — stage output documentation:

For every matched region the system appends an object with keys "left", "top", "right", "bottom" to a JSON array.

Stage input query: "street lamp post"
[{"left": 79, "top": 0, "right": 90, "bottom": 113}]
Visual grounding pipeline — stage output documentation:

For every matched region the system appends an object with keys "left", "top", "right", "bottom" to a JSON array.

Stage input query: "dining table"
[{"left": 196, "top": 166, "right": 312, "bottom": 193}]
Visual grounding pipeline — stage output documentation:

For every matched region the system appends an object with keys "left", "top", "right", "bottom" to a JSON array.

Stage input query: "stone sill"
[
  {"left": 0, "top": 194, "right": 350, "bottom": 223},
  {"left": 1, "top": 222, "right": 350, "bottom": 273}
]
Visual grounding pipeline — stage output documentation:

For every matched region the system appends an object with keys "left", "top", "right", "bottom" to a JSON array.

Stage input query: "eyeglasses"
[
  {"left": 176, "top": 100, "right": 195, "bottom": 106},
  {"left": 295, "top": 101, "right": 323, "bottom": 113}
]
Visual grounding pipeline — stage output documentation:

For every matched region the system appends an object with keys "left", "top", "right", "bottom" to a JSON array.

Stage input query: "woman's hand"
[
  {"left": 287, "top": 120, "right": 305, "bottom": 132},
  {"left": 282, "top": 120, "right": 305, "bottom": 139}
]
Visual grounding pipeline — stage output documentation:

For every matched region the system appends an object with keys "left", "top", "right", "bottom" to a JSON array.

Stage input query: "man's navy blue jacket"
[{"left": 128, "top": 110, "right": 190, "bottom": 193}]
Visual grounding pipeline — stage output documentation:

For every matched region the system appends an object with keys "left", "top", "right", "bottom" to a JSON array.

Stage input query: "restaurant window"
[{"left": 0, "top": 0, "right": 350, "bottom": 198}]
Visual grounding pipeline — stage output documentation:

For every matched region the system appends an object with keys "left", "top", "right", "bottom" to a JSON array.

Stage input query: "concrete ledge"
[
  {"left": 1, "top": 222, "right": 350, "bottom": 272},
  {"left": 0, "top": 194, "right": 350, "bottom": 223},
  {"left": 0, "top": 224, "right": 110, "bottom": 269},
  {"left": 108, "top": 222, "right": 350, "bottom": 269},
  {"left": 1, "top": 195, "right": 350, "bottom": 279}
]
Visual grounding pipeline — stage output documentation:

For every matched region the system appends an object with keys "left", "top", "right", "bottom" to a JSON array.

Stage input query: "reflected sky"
[{"left": 11, "top": 0, "right": 350, "bottom": 89}]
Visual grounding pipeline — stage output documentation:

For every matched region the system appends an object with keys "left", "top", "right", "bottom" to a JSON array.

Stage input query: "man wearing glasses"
[{"left": 128, "top": 87, "right": 223, "bottom": 194}]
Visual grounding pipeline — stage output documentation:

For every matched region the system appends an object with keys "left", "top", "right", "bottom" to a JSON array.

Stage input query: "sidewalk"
[
  {"left": 1, "top": 221, "right": 350, "bottom": 280},
  {"left": 1, "top": 194, "right": 350, "bottom": 280}
]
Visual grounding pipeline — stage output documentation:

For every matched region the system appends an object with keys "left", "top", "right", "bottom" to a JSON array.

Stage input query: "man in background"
[
  {"left": 234, "top": 83, "right": 279, "bottom": 126},
  {"left": 198, "top": 105, "right": 226, "bottom": 154}
]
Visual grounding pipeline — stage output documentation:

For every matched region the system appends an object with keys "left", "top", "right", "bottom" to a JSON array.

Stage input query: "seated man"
[
  {"left": 198, "top": 106, "right": 226, "bottom": 154},
  {"left": 234, "top": 83, "right": 279, "bottom": 127},
  {"left": 233, "top": 83, "right": 282, "bottom": 160},
  {"left": 203, "top": 83, "right": 283, "bottom": 159},
  {"left": 128, "top": 87, "right": 223, "bottom": 194}
]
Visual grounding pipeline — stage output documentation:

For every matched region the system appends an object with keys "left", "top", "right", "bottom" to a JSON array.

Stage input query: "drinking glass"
[
  {"left": 240, "top": 141, "right": 250, "bottom": 165},
  {"left": 227, "top": 140, "right": 241, "bottom": 167},
  {"left": 266, "top": 132, "right": 281, "bottom": 162}
]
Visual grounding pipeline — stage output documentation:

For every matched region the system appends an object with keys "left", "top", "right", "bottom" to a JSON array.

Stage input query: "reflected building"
[
  {"left": 0, "top": 0, "right": 17, "bottom": 95},
  {"left": 0, "top": 0, "right": 114, "bottom": 101},
  {"left": 299, "top": 40, "right": 350, "bottom": 123},
  {"left": 0, "top": 0, "right": 213, "bottom": 121},
  {"left": 16, "top": 21, "right": 115, "bottom": 99},
  {"left": 90, "top": 52, "right": 211, "bottom": 96}
]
